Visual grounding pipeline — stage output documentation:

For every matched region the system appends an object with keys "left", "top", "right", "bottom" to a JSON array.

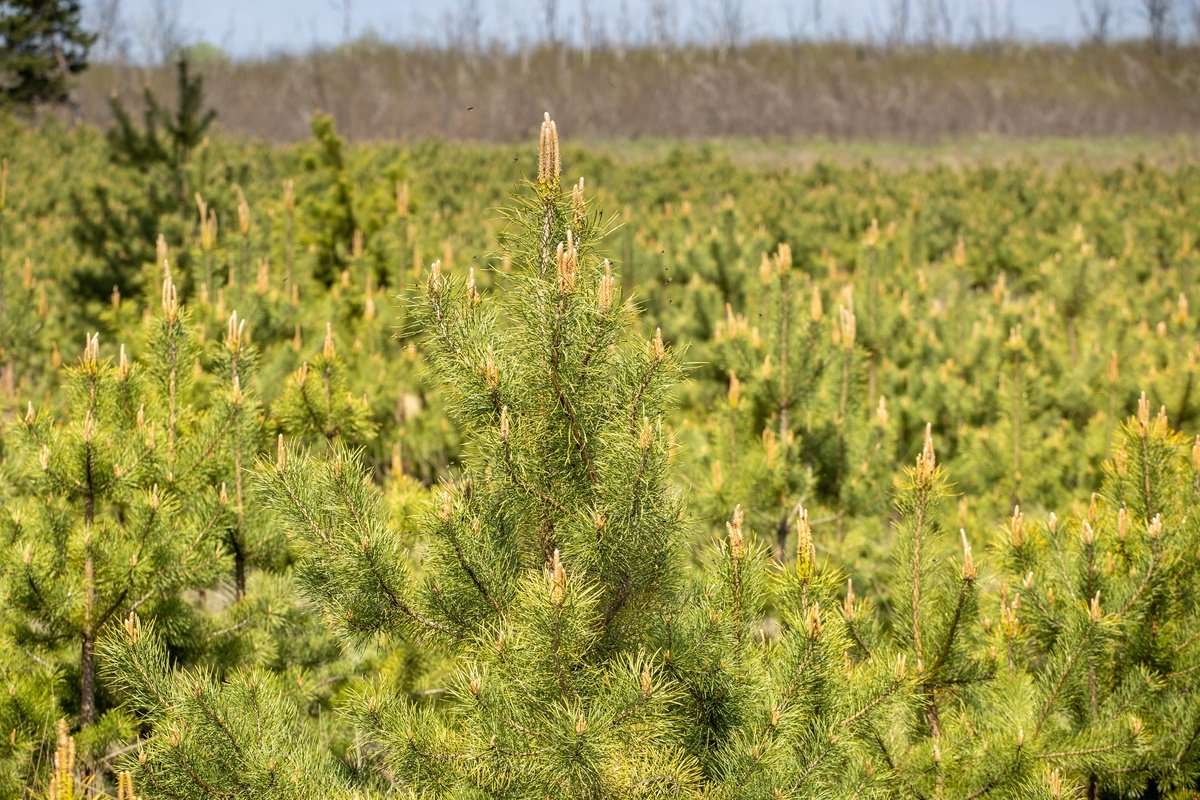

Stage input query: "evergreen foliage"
[
  {"left": 0, "top": 0, "right": 93, "bottom": 110},
  {"left": 302, "top": 113, "right": 360, "bottom": 286},
  {"left": 0, "top": 270, "right": 295, "bottom": 791},
  {"left": 272, "top": 323, "right": 375, "bottom": 449},
  {"left": 698, "top": 238, "right": 896, "bottom": 563},
  {"left": 71, "top": 57, "right": 215, "bottom": 300},
  {"left": 991, "top": 397, "right": 1200, "bottom": 797},
  {"left": 98, "top": 615, "right": 350, "bottom": 800},
  {"left": 0, "top": 110, "right": 1198, "bottom": 800}
]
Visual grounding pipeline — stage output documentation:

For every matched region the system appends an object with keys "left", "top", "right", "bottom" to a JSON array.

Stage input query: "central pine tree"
[
  {"left": 98, "top": 115, "right": 910, "bottom": 800},
  {"left": 266, "top": 112, "right": 700, "bottom": 793}
]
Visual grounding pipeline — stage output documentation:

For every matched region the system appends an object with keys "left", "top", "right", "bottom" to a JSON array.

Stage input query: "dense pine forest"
[{"left": 3, "top": 3, "right": 1200, "bottom": 796}]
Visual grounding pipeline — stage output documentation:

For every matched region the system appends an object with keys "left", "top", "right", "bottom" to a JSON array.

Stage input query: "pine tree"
[
  {"left": 272, "top": 322, "right": 375, "bottom": 449},
  {"left": 846, "top": 426, "right": 1008, "bottom": 798},
  {"left": 104, "top": 57, "right": 215, "bottom": 221},
  {"left": 98, "top": 615, "right": 351, "bottom": 800},
  {"left": 992, "top": 395, "right": 1200, "bottom": 798},
  {"left": 302, "top": 113, "right": 360, "bottom": 286},
  {"left": 257, "top": 114, "right": 704, "bottom": 794},
  {"left": 0, "top": 273, "right": 231, "bottom": 738},
  {"left": 699, "top": 241, "right": 893, "bottom": 566},
  {"left": 0, "top": 0, "right": 94, "bottom": 111},
  {"left": 71, "top": 56, "right": 215, "bottom": 300},
  {"left": 92, "top": 115, "right": 917, "bottom": 800}
]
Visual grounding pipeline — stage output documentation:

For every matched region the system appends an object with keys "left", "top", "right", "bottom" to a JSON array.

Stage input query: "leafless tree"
[
  {"left": 613, "top": 0, "right": 631, "bottom": 58},
  {"left": 1142, "top": 0, "right": 1175, "bottom": 50},
  {"left": 786, "top": 0, "right": 826, "bottom": 41},
  {"left": 709, "top": 0, "right": 747, "bottom": 54},
  {"left": 89, "top": 0, "right": 129, "bottom": 62},
  {"left": 1077, "top": 0, "right": 1117, "bottom": 44},
  {"left": 445, "top": 0, "right": 483, "bottom": 51},
  {"left": 920, "top": 0, "right": 956, "bottom": 45},
  {"left": 329, "top": 0, "right": 353, "bottom": 43},
  {"left": 887, "top": 0, "right": 912, "bottom": 45},
  {"left": 648, "top": 0, "right": 677, "bottom": 52},
  {"left": 140, "top": 0, "right": 185, "bottom": 63},
  {"left": 579, "top": 0, "right": 607, "bottom": 60},
  {"left": 966, "top": 0, "right": 1013, "bottom": 44},
  {"left": 1191, "top": 1, "right": 1200, "bottom": 41},
  {"left": 540, "top": 0, "right": 560, "bottom": 44}
]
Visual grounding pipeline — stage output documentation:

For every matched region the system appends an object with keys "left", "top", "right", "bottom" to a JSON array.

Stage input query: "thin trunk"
[
  {"left": 1087, "top": 663, "right": 1099, "bottom": 800},
  {"left": 867, "top": 359, "right": 877, "bottom": 411},
  {"left": 775, "top": 512, "right": 790, "bottom": 563},
  {"left": 80, "top": 633, "right": 96, "bottom": 725},
  {"left": 623, "top": 209, "right": 635, "bottom": 299},
  {"left": 81, "top": 435, "right": 97, "bottom": 725},
  {"left": 233, "top": 353, "right": 247, "bottom": 600},
  {"left": 911, "top": 498, "right": 926, "bottom": 665},
  {"left": 233, "top": 547, "right": 246, "bottom": 601},
  {"left": 775, "top": 269, "right": 792, "bottom": 562},
  {"left": 167, "top": 338, "right": 177, "bottom": 477},
  {"left": 866, "top": 246, "right": 878, "bottom": 409}
]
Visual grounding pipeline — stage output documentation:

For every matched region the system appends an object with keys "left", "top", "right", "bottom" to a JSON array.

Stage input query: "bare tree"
[
  {"left": 966, "top": 0, "right": 1012, "bottom": 44},
  {"left": 329, "top": 0, "right": 353, "bottom": 43},
  {"left": 783, "top": 0, "right": 827, "bottom": 41},
  {"left": 141, "top": 0, "right": 185, "bottom": 64},
  {"left": 580, "top": 0, "right": 608, "bottom": 60},
  {"left": 709, "top": 0, "right": 747, "bottom": 54},
  {"left": 1077, "top": 0, "right": 1117, "bottom": 44},
  {"left": 1191, "top": 1, "right": 1200, "bottom": 41},
  {"left": 614, "top": 0, "right": 631, "bottom": 58},
  {"left": 920, "top": 0, "right": 956, "bottom": 45},
  {"left": 89, "top": 0, "right": 129, "bottom": 62},
  {"left": 887, "top": 0, "right": 912, "bottom": 45},
  {"left": 540, "top": 0, "right": 560, "bottom": 44},
  {"left": 649, "top": 0, "right": 677, "bottom": 52},
  {"left": 1142, "top": 0, "right": 1175, "bottom": 50},
  {"left": 445, "top": 0, "right": 483, "bottom": 51}
]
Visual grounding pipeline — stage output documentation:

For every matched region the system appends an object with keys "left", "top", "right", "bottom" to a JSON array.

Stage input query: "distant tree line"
[{"left": 2, "top": 0, "right": 1200, "bottom": 133}]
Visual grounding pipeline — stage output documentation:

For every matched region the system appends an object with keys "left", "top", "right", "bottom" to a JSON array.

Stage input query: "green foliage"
[
  {"left": 0, "top": 0, "right": 93, "bottom": 110},
  {"left": 71, "top": 57, "right": 215, "bottom": 300},
  {"left": 302, "top": 113, "right": 360, "bottom": 286},
  {"left": 272, "top": 324, "right": 376, "bottom": 450},
  {"left": 0, "top": 110, "right": 1199, "bottom": 800},
  {"left": 99, "top": 615, "right": 354, "bottom": 800},
  {"left": 992, "top": 404, "right": 1200, "bottom": 796}
]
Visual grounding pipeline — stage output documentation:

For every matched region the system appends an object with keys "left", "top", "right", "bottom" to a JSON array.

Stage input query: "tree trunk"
[{"left": 80, "top": 633, "right": 96, "bottom": 725}]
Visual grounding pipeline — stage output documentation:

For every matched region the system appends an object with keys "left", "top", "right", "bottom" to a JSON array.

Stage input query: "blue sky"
[{"left": 86, "top": 0, "right": 1184, "bottom": 60}]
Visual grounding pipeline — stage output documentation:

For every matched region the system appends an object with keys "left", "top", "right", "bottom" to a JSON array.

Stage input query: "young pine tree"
[
  {"left": 94, "top": 115, "right": 916, "bottom": 800},
  {"left": 701, "top": 252, "right": 894, "bottom": 565},
  {"left": 1, "top": 336, "right": 206, "bottom": 741},
  {"left": 0, "top": 273, "right": 237, "bottom": 741},
  {"left": 98, "top": 614, "right": 350, "bottom": 800},
  {"left": 845, "top": 427, "right": 1011, "bottom": 798},
  {"left": 993, "top": 395, "right": 1200, "bottom": 798},
  {"left": 272, "top": 322, "right": 376, "bottom": 449},
  {"left": 263, "top": 112, "right": 698, "bottom": 794},
  {"left": 71, "top": 57, "right": 215, "bottom": 300}
]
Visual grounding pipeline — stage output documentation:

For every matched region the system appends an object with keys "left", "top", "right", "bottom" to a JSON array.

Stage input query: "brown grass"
[{"left": 73, "top": 41, "right": 1200, "bottom": 143}]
